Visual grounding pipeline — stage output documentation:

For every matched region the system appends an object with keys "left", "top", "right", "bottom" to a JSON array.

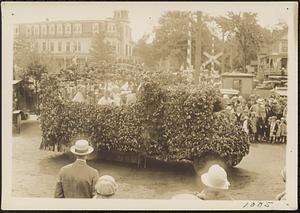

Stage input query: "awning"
[
  {"left": 220, "top": 89, "right": 239, "bottom": 95},
  {"left": 272, "top": 88, "right": 287, "bottom": 96},
  {"left": 13, "top": 80, "right": 22, "bottom": 85}
]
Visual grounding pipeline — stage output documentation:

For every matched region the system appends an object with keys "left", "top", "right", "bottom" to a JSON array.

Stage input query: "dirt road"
[{"left": 12, "top": 117, "right": 286, "bottom": 199}]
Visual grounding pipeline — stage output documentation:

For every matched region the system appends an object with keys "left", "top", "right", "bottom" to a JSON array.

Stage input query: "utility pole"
[
  {"left": 194, "top": 11, "right": 202, "bottom": 84},
  {"left": 186, "top": 11, "right": 192, "bottom": 70},
  {"left": 221, "top": 31, "right": 225, "bottom": 74},
  {"left": 230, "top": 42, "right": 233, "bottom": 71}
]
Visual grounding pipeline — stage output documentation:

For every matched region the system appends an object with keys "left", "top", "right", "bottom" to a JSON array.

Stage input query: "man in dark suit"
[{"left": 54, "top": 140, "right": 99, "bottom": 198}]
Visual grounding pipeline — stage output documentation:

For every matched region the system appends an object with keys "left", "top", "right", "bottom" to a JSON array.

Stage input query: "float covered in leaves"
[{"left": 39, "top": 75, "right": 250, "bottom": 166}]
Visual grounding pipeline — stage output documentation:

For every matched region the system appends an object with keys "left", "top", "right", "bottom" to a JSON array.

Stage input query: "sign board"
[{"left": 202, "top": 52, "right": 223, "bottom": 67}]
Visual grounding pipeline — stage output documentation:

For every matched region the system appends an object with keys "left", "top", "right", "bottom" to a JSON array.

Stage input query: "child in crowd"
[
  {"left": 242, "top": 116, "right": 250, "bottom": 135},
  {"left": 264, "top": 116, "right": 271, "bottom": 139},
  {"left": 235, "top": 104, "right": 243, "bottom": 125},
  {"left": 94, "top": 175, "right": 118, "bottom": 199},
  {"left": 269, "top": 116, "right": 278, "bottom": 143},
  {"left": 280, "top": 117, "right": 287, "bottom": 143},
  {"left": 275, "top": 119, "right": 282, "bottom": 143},
  {"left": 249, "top": 112, "right": 257, "bottom": 142}
]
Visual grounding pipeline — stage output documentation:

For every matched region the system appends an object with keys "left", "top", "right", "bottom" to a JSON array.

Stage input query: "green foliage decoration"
[{"left": 39, "top": 75, "right": 250, "bottom": 166}]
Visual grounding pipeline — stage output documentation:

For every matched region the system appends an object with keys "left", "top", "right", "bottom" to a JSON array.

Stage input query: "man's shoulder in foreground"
[
  {"left": 86, "top": 164, "right": 99, "bottom": 175},
  {"left": 59, "top": 162, "right": 74, "bottom": 173}
]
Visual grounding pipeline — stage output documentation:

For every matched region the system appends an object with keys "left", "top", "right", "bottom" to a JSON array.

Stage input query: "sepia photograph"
[{"left": 1, "top": 1, "right": 298, "bottom": 210}]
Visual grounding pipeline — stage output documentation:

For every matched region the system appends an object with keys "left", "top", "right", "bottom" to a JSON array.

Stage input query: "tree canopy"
[{"left": 89, "top": 32, "right": 115, "bottom": 66}]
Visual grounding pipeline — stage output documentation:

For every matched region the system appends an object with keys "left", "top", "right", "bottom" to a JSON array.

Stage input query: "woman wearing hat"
[
  {"left": 94, "top": 175, "right": 118, "bottom": 199},
  {"left": 275, "top": 118, "right": 282, "bottom": 143},
  {"left": 279, "top": 117, "right": 287, "bottom": 143},
  {"left": 269, "top": 116, "right": 278, "bottom": 143},
  {"left": 249, "top": 112, "right": 258, "bottom": 142},
  {"left": 54, "top": 140, "right": 99, "bottom": 198},
  {"left": 195, "top": 164, "right": 234, "bottom": 200}
]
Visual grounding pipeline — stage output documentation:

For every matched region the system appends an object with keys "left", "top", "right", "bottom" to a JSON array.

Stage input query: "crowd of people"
[
  {"left": 54, "top": 140, "right": 286, "bottom": 200},
  {"left": 222, "top": 93, "right": 287, "bottom": 143},
  {"left": 64, "top": 80, "right": 138, "bottom": 106}
]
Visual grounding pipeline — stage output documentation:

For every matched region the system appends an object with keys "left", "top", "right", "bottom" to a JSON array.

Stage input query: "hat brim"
[
  {"left": 201, "top": 173, "right": 230, "bottom": 190},
  {"left": 70, "top": 146, "right": 94, "bottom": 156}
]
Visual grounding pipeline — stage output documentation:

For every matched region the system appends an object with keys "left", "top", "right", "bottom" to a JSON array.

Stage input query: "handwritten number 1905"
[{"left": 243, "top": 201, "right": 273, "bottom": 208}]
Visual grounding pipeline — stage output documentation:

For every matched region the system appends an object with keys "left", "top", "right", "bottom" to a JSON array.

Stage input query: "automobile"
[
  {"left": 256, "top": 81, "right": 277, "bottom": 89},
  {"left": 13, "top": 80, "right": 30, "bottom": 133}
]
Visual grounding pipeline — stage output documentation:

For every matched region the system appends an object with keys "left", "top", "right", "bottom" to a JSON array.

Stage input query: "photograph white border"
[{"left": 1, "top": 1, "right": 298, "bottom": 210}]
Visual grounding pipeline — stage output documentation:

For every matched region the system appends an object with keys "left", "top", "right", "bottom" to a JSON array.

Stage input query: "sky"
[{"left": 3, "top": 2, "right": 293, "bottom": 42}]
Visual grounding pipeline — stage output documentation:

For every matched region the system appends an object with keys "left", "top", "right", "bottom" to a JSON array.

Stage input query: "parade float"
[{"left": 38, "top": 63, "right": 250, "bottom": 173}]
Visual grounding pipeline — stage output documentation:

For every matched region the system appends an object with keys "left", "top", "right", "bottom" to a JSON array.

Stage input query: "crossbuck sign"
[{"left": 202, "top": 52, "right": 223, "bottom": 67}]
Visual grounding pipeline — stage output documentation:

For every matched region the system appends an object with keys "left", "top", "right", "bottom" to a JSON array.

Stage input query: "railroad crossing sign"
[{"left": 202, "top": 52, "right": 223, "bottom": 67}]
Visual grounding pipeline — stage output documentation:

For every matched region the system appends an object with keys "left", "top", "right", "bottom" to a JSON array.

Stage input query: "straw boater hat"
[
  {"left": 70, "top": 140, "right": 94, "bottom": 155},
  {"left": 201, "top": 164, "right": 230, "bottom": 190}
]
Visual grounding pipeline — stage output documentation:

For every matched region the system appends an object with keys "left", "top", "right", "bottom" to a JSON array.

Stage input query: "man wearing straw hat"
[{"left": 54, "top": 140, "right": 99, "bottom": 198}]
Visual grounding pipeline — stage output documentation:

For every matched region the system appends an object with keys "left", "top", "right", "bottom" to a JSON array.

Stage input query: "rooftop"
[{"left": 221, "top": 72, "right": 255, "bottom": 77}]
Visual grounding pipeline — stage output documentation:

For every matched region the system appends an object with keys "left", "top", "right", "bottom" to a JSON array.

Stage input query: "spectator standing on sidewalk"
[{"left": 54, "top": 140, "right": 99, "bottom": 198}]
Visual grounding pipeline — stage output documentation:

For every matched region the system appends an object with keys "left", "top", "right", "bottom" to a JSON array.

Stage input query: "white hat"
[
  {"left": 171, "top": 193, "right": 200, "bottom": 200},
  {"left": 98, "top": 175, "right": 118, "bottom": 189},
  {"left": 95, "top": 175, "right": 118, "bottom": 196},
  {"left": 70, "top": 140, "right": 94, "bottom": 156},
  {"left": 201, "top": 164, "right": 230, "bottom": 190}
]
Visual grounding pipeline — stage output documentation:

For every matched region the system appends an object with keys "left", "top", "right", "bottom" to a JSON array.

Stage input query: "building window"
[
  {"left": 66, "top": 42, "right": 70, "bottom": 52},
  {"left": 50, "top": 42, "right": 54, "bottom": 52},
  {"left": 33, "top": 25, "right": 39, "bottom": 35},
  {"left": 58, "top": 42, "right": 62, "bottom": 52},
  {"left": 65, "top": 24, "right": 71, "bottom": 35},
  {"left": 78, "top": 41, "right": 81, "bottom": 52},
  {"left": 57, "top": 24, "right": 63, "bottom": 34},
  {"left": 125, "top": 44, "right": 128, "bottom": 56},
  {"left": 42, "top": 42, "right": 46, "bottom": 51},
  {"left": 233, "top": 79, "right": 242, "bottom": 91},
  {"left": 73, "top": 24, "right": 82, "bottom": 34},
  {"left": 49, "top": 24, "right": 55, "bottom": 35},
  {"left": 111, "top": 24, "right": 115, "bottom": 32},
  {"left": 26, "top": 25, "right": 32, "bottom": 36},
  {"left": 281, "top": 40, "right": 288, "bottom": 53},
  {"left": 92, "top": 23, "right": 99, "bottom": 34},
  {"left": 41, "top": 25, "right": 47, "bottom": 35}
]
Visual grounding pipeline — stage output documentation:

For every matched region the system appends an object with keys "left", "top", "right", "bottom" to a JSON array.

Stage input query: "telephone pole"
[
  {"left": 221, "top": 31, "right": 225, "bottom": 74},
  {"left": 194, "top": 11, "right": 202, "bottom": 84}
]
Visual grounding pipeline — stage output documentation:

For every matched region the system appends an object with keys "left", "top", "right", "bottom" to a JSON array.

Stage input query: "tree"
[
  {"left": 13, "top": 38, "right": 39, "bottom": 79},
  {"left": 219, "top": 12, "right": 264, "bottom": 72},
  {"left": 133, "top": 34, "right": 156, "bottom": 68},
  {"left": 25, "top": 60, "right": 47, "bottom": 114},
  {"left": 89, "top": 32, "right": 114, "bottom": 67},
  {"left": 152, "top": 11, "right": 191, "bottom": 69},
  {"left": 152, "top": 11, "right": 215, "bottom": 71}
]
